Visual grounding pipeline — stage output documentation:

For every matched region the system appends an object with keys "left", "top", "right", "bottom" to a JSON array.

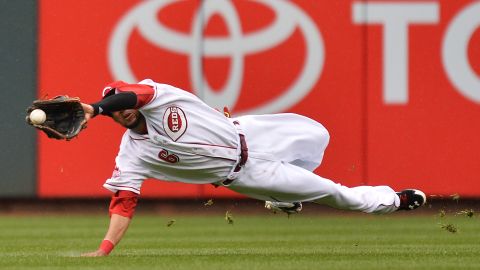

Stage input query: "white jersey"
[{"left": 104, "top": 79, "right": 241, "bottom": 194}]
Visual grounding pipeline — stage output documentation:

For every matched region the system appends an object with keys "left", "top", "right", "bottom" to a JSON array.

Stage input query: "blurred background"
[{"left": 1, "top": 0, "right": 479, "bottom": 203}]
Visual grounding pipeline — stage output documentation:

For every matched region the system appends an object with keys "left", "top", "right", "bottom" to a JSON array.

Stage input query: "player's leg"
[
  {"left": 264, "top": 188, "right": 426, "bottom": 214},
  {"left": 236, "top": 113, "right": 330, "bottom": 171},
  {"left": 229, "top": 159, "right": 404, "bottom": 214},
  {"left": 311, "top": 183, "right": 399, "bottom": 214},
  {"left": 286, "top": 118, "right": 329, "bottom": 172}
]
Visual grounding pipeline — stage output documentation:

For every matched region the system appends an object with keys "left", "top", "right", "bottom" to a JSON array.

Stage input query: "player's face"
[{"left": 111, "top": 109, "right": 143, "bottom": 129}]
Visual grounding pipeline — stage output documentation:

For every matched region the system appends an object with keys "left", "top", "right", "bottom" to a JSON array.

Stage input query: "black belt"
[{"left": 222, "top": 133, "right": 248, "bottom": 186}]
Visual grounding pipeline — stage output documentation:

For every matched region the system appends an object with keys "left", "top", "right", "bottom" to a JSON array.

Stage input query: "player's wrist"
[
  {"left": 99, "top": 239, "right": 115, "bottom": 255},
  {"left": 90, "top": 104, "right": 100, "bottom": 117}
]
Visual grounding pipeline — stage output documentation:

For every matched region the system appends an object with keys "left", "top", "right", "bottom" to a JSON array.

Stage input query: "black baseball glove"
[{"left": 26, "top": 96, "right": 86, "bottom": 140}]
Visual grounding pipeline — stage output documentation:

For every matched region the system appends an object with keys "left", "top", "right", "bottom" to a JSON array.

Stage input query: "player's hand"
[
  {"left": 80, "top": 249, "right": 109, "bottom": 257},
  {"left": 81, "top": 103, "right": 95, "bottom": 129}
]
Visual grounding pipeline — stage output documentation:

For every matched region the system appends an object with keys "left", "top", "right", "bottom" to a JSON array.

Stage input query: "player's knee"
[
  {"left": 322, "top": 129, "right": 330, "bottom": 144},
  {"left": 315, "top": 125, "right": 330, "bottom": 149}
]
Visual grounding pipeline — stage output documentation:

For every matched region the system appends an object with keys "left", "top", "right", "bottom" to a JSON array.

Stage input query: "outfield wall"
[
  {"left": 1, "top": 0, "right": 479, "bottom": 198},
  {"left": 0, "top": 0, "right": 37, "bottom": 198}
]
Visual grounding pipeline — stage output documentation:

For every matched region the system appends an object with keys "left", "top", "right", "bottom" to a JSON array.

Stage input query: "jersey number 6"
[{"left": 158, "top": 149, "right": 179, "bottom": 163}]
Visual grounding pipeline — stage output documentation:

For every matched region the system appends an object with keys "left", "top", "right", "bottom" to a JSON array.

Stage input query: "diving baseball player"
[{"left": 80, "top": 79, "right": 426, "bottom": 256}]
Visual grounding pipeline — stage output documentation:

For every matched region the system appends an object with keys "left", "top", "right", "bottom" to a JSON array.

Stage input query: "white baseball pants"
[{"left": 226, "top": 114, "right": 400, "bottom": 214}]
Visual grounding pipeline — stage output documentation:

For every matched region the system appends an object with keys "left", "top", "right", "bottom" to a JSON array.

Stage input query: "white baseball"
[{"left": 30, "top": 109, "right": 46, "bottom": 124}]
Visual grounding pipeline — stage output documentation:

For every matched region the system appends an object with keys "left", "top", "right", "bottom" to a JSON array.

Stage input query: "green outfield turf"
[{"left": 0, "top": 212, "right": 478, "bottom": 270}]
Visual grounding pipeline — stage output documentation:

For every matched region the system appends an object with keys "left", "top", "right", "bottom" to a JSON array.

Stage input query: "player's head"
[
  {"left": 101, "top": 81, "right": 147, "bottom": 131},
  {"left": 111, "top": 109, "right": 145, "bottom": 130}
]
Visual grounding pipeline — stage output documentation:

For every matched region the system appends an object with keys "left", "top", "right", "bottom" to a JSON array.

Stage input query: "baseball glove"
[{"left": 26, "top": 96, "right": 86, "bottom": 140}]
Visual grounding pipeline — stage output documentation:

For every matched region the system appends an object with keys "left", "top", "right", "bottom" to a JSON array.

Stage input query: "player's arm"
[
  {"left": 81, "top": 92, "right": 138, "bottom": 122},
  {"left": 81, "top": 190, "right": 139, "bottom": 257},
  {"left": 82, "top": 83, "right": 155, "bottom": 122}
]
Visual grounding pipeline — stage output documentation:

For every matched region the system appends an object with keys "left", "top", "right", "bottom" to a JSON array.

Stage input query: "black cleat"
[
  {"left": 265, "top": 201, "right": 303, "bottom": 215},
  {"left": 396, "top": 189, "right": 426, "bottom": 210}
]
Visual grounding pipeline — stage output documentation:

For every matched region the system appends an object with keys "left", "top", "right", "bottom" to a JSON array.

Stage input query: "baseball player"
[{"left": 80, "top": 79, "right": 426, "bottom": 257}]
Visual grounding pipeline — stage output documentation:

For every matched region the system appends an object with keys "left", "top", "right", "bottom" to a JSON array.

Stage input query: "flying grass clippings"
[
  {"left": 225, "top": 211, "right": 234, "bottom": 225},
  {"left": 166, "top": 219, "right": 176, "bottom": 227},
  {"left": 204, "top": 199, "right": 214, "bottom": 206}
]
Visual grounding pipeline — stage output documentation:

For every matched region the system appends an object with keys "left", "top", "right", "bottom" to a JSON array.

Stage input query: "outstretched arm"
[
  {"left": 81, "top": 214, "right": 132, "bottom": 257},
  {"left": 81, "top": 82, "right": 155, "bottom": 125},
  {"left": 81, "top": 92, "right": 137, "bottom": 122},
  {"left": 81, "top": 191, "right": 139, "bottom": 257}
]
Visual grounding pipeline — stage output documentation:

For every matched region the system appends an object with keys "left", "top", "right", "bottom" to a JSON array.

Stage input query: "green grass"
[{"left": 0, "top": 212, "right": 478, "bottom": 270}]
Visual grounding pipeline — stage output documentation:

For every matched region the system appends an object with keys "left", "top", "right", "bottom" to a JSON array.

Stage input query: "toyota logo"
[{"left": 108, "top": 0, "right": 324, "bottom": 114}]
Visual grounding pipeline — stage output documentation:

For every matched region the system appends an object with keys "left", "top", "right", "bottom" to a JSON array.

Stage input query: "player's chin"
[
  {"left": 125, "top": 118, "right": 139, "bottom": 129},
  {"left": 125, "top": 114, "right": 144, "bottom": 129}
]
